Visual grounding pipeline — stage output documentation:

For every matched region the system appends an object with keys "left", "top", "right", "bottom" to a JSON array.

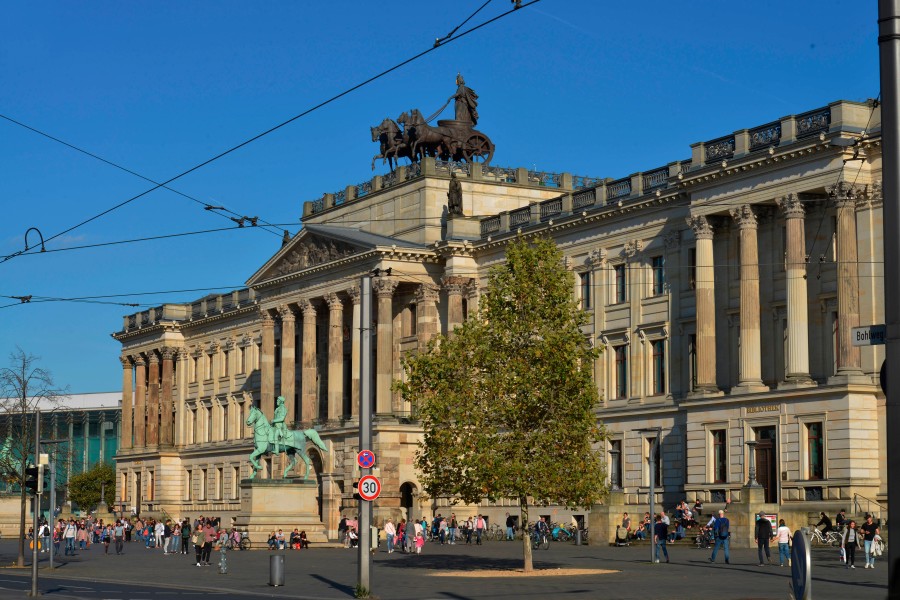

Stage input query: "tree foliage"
[
  {"left": 397, "top": 236, "right": 608, "bottom": 571},
  {"left": 0, "top": 347, "right": 67, "bottom": 566},
  {"left": 68, "top": 462, "right": 115, "bottom": 511}
]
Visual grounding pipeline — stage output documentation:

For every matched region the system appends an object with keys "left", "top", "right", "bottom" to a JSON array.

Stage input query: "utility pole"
[
  {"left": 48, "top": 462, "right": 55, "bottom": 570},
  {"left": 30, "top": 409, "right": 40, "bottom": 597},
  {"left": 635, "top": 427, "right": 660, "bottom": 564},
  {"left": 878, "top": 1, "right": 900, "bottom": 596},
  {"left": 358, "top": 273, "right": 373, "bottom": 593}
]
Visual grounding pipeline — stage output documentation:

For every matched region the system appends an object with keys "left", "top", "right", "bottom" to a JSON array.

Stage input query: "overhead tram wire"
[
  {"left": 0, "top": 0, "right": 542, "bottom": 265},
  {"left": 0, "top": 114, "right": 285, "bottom": 240}
]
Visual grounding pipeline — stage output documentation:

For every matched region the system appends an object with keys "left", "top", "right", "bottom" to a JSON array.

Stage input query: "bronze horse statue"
[
  {"left": 399, "top": 109, "right": 455, "bottom": 162},
  {"left": 370, "top": 118, "right": 415, "bottom": 171}
]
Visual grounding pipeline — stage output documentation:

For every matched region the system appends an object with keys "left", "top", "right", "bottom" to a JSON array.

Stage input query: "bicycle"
[
  {"left": 225, "top": 531, "right": 252, "bottom": 551},
  {"left": 809, "top": 528, "right": 841, "bottom": 547},
  {"left": 531, "top": 529, "right": 550, "bottom": 550}
]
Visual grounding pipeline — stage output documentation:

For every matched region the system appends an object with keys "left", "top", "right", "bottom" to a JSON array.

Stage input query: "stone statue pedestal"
[
  {"left": 93, "top": 501, "right": 116, "bottom": 524},
  {"left": 233, "top": 478, "right": 327, "bottom": 545}
]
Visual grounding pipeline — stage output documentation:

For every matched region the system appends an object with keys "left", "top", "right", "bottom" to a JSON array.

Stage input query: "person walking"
[
  {"left": 775, "top": 519, "right": 791, "bottom": 567},
  {"left": 708, "top": 510, "right": 730, "bottom": 564},
  {"left": 202, "top": 521, "right": 216, "bottom": 565},
  {"left": 860, "top": 515, "right": 880, "bottom": 569},
  {"left": 474, "top": 515, "right": 486, "bottom": 545},
  {"left": 63, "top": 519, "right": 77, "bottom": 556},
  {"left": 181, "top": 520, "right": 191, "bottom": 554},
  {"left": 114, "top": 520, "right": 125, "bottom": 555},
  {"left": 653, "top": 514, "right": 669, "bottom": 563},
  {"left": 191, "top": 524, "right": 206, "bottom": 567},
  {"left": 841, "top": 520, "right": 861, "bottom": 569},
  {"left": 449, "top": 513, "right": 458, "bottom": 545},
  {"left": 755, "top": 513, "right": 773, "bottom": 566},
  {"left": 384, "top": 519, "right": 396, "bottom": 554}
]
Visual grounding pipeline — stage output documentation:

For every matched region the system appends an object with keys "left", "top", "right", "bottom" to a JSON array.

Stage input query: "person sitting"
[
  {"left": 835, "top": 509, "right": 847, "bottom": 532},
  {"left": 267, "top": 531, "right": 278, "bottom": 550},
  {"left": 290, "top": 529, "right": 300, "bottom": 549},
  {"left": 299, "top": 530, "right": 309, "bottom": 549},
  {"left": 348, "top": 528, "right": 359, "bottom": 548}
]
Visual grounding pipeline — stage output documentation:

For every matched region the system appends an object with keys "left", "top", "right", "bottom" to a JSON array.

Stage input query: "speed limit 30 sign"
[{"left": 358, "top": 474, "right": 381, "bottom": 501}]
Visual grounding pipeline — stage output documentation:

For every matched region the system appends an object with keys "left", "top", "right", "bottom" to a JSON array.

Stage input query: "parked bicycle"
[
  {"left": 224, "top": 531, "right": 252, "bottom": 551},
  {"left": 810, "top": 528, "right": 841, "bottom": 547}
]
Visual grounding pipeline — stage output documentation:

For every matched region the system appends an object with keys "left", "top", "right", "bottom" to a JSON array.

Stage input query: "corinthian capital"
[
  {"left": 258, "top": 307, "right": 275, "bottom": 326},
  {"left": 372, "top": 276, "right": 399, "bottom": 298},
  {"left": 347, "top": 285, "right": 361, "bottom": 305},
  {"left": 120, "top": 356, "right": 132, "bottom": 369},
  {"left": 828, "top": 180, "right": 865, "bottom": 207},
  {"left": 685, "top": 215, "right": 714, "bottom": 240},
  {"left": 776, "top": 193, "right": 805, "bottom": 219},
  {"left": 160, "top": 346, "right": 177, "bottom": 361},
  {"left": 415, "top": 283, "right": 440, "bottom": 305},
  {"left": 441, "top": 276, "right": 470, "bottom": 295},
  {"left": 277, "top": 304, "right": 295, "bottom": 322},
  {"left": 326, "top": 292, "right": 344, "bottom": 311},
  {"left": 298, "top": 298, "right": 317, "bottom": 318},
  {"left": 730, "top": 204, "right": 757, "bottom": 229}
]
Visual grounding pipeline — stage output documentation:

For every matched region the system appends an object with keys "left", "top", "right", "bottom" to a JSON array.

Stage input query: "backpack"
[{"left": 717, "top": 518, "right": 730, "bottom": 539}]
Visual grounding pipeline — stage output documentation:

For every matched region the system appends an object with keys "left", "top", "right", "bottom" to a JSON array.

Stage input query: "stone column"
[
  {"left": 730, "top": 205, "right": 768, "bottom": 393},
  {"left": 373, "top": 277, "right": 399, "bottom": 417},
  {"left": 134, "top": 356, "right": 146, "bottom": 448},
  {"left": 442, "top": 276, "right": 469, "bottom": 332},
  {"left": 348, "top": 286, "right": 361, "bottom": 420},
  {"left": 278, "top": 305, "right": 297, "bottom": 425},
  {"left": 686, "top": 215, "right": 720, "bottom": 395},
  {"left": 160, "top": 347, "right": 175, "bottom": 447},
  {"left": 120, "top": 356, "right": 133, "bottom": 450},
  {"left": 415, "top": 284, "right": 440, "bottom": 348},
  {"left": 776, "top": 194, "right": 814, "bottom": 386},
  {"left": 175, "top": 349, "right": 188, "bottom": 445},
  {"left": 830, "top": 182, "right": 864, "bottom": 377},
  {"left": 326, "top": 293, "right": 345, "bottom": 422},
  {"left": 466, "top": 280, "right": 480, "bottom": 317},
  {"left": 259, "top": 308, "right": 276, "bottom": 416},
  {"left": 147, "top": 352, "right": 160, "bottom": 446},
  {"left": 299, "top": 299, "right": 318, "bottom": 425}
]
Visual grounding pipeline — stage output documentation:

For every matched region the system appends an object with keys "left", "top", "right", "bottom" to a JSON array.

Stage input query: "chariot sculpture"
[{"left": 371, "top": 74, "right": 494, "bottom": 170}]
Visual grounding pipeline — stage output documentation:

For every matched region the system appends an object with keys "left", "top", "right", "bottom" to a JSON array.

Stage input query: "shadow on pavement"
[
  {"left": 310, "top": 573, "right": 356, "bottom": 597},
  {"left": 378, "top": 554, "right": 566, "bottom": 571}
]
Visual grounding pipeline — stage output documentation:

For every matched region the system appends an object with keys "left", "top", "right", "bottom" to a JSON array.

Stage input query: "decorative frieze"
[
  {"left": 622, "top": 240, "right": 644, "bottom": 259},
  {"left": 275, "top": 238, "right": 358, "bottom": 276}
]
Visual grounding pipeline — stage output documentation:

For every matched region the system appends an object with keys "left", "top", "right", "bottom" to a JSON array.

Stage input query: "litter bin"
[
  {"left": 575, "top": 528, "right": 582, "bottom": 546},
  {"left": 269, "top": 554, "right": 285, "bottom": 587}
]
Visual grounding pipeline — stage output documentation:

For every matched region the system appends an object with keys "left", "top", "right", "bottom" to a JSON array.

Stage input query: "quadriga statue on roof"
[{"left": 370, "top": 73, "right": 494, "bottom": 169}]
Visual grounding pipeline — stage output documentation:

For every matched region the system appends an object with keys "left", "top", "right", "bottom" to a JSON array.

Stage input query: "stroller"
[{"left": 615, "top": 526, "right": 630, "bottom": 547}]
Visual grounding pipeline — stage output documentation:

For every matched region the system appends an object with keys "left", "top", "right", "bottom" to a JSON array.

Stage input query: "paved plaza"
[{"left": 0, "top": 537, "right": 887, "bottom": 599}]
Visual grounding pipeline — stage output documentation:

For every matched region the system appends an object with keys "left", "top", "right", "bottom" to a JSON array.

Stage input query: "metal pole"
[
  {"left": 48, "top": 463, "right": 55, "bottom": 570},
  {"left": 879, "top": 2, "right": 900, "bottom": 596},
  {"left": 30, "top": 409, "right": 40, "bottom": 597},
  {"left": 358, "top": 274, "right": 373, "bottom": 592},
  {"left": 648, "top": 437, "right": 655, "bottom": 564}
]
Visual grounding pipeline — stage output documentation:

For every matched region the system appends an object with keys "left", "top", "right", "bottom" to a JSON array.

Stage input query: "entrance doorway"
[
  {"left": 400, "top": 483, "right": 416, "bottom": 522},
  {"left": 754, "top": 427, "right": 778, "bottom": 503}
]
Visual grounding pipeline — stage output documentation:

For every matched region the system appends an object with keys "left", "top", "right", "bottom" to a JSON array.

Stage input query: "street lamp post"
[{"left": 634, "top": 427, "right": 662, "bottom": 564}]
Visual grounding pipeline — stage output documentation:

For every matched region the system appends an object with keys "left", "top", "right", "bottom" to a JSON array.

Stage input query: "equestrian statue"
[{"left": 245, "top": 397, "right": 328, "bottom": 480}]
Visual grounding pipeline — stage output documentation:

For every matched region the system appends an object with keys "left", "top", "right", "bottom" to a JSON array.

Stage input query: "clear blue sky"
[{"left": 0, "top": 1, "right": 880, "bottom": 393}]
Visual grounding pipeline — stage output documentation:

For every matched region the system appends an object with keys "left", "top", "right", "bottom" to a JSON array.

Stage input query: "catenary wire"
[
  {"left": 0, "top": 113, "right": 285, "bottom": 239},
  {"left": 0, "top": 0, "right": 542, "bottom": 265}
]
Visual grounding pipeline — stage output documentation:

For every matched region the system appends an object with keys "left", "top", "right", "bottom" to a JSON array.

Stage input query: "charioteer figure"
[{"left": 449, "top": 73, "right": 479, "bottom": 126}]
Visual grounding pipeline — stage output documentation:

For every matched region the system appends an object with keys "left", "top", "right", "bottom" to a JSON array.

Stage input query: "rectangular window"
[
  {"left": 580, "top": 272, "right": 592, "bottom": 309},
  {"left": 652, "top": 340, "right": 666, "bottom": 395},
  {"left": 712, "top": 429, "right": 727, "bottom": 483},
  {"left": 238, "top": 403, "right": 244, "bottom": 439},
  {"left": 231, "top": 465, "right": 239, "bottom": 499},
  {"left": 222, "top": 350, "right": 229, "bottom": 377},
  {"left": 274, "top": 339, "right": 281, "bottom": 368},
  {"left": 147, "top": 471, "right": 154, "bottom": 501},
  {"left": 200, "top": 468, "right": 207, "bottom": 501},
  {"left": 687, "top": 248, "right": 697, "bottom": 290},
  {"left": 614, "top": 264, "right": 626, "bottom": 303},
  {"left": 216, "top": 467, "right": 224, "bottom": 500},
  {"left": 409, "top": 302, "right": 418, "bottom": 334},
  {"left": 807, "top": 422, "right": 824, "bottom": 480},
  {"left": 223, "top": 404, "right": 229, "bottom": 440},
  {"left": 615, "top": 345, "right": 628, "bottom": 399},
  {"left": 121, "top": 473, "right": 128, "bottom": 502},
  {"left": 206, "top": 355, "right": 213, "bottom": 380},
  {"left": 651, "top": 255, "right": 665, "bottom": 295},
  {"left": 185, "top": 470, "right": 192, "bottom": 501},
  {"left": 192, "top": 356, "right": 199, "bottom": 383},
  {"left": 238, "top": 346, "right": 245, "bottom": 374},
  {"left": 206, "top": 407, "right": 213, "bottom": 443}
]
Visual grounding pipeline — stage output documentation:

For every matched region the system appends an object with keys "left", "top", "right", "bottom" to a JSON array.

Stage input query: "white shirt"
[
  {"left": 384, "top": 522, "right": 396, "bottom": 536},
  {"left": 776, "top": 525, "right": 791, "bottom": 544}
]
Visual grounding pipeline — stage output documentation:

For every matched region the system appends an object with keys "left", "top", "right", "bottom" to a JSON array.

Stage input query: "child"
[{"left": 415, "top": 532, "right": 424, "bottom": 554}]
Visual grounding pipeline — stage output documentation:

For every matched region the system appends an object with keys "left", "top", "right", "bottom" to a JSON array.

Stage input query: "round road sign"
[
  {"left": 358, "top": 474, "right": 381, "bottom": 501},
  {"left": 357, "top": 449, "right": 376, "bottom": 469}
]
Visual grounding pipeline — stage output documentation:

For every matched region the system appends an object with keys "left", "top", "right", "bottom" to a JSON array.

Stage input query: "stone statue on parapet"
[
  {"left": 245, "top": 399, "right": 328, "bottom": 480},
  {"left": 447, "top": 172, "right": 463, "bottom": 216}
]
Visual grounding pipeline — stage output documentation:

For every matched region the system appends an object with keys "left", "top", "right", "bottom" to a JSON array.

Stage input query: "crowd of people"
[{"left": 337, "top": 513, "right": 495, "bottom": 554}]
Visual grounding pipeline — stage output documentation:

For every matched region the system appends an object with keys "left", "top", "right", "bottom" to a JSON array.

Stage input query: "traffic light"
[
  {"left": 24, "top": 465, "right": 42, "bottom": 494},
  {"left": 352, "top": 480, "right": 361, "bottom": 501}
]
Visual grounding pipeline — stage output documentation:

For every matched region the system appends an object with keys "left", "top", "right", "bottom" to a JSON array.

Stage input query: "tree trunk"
[
  {"left": 17, "top": 484, "right": 25, "bottom": 567},
  {"left": 521, "top": 498, "right": 533, "bottom": 573}
]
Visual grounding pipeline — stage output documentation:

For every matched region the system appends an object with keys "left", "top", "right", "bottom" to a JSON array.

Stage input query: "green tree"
[
  {"left": 397, "top": 236, "right": 608, "bottom": 572},
  {"left": 67, "top": 462, "right": 115, "bottom": 511}
]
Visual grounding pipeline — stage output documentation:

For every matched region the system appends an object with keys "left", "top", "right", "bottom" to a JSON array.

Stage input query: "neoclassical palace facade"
[{"left": 113, "top": 98, "right": 885, "bottom": 535}]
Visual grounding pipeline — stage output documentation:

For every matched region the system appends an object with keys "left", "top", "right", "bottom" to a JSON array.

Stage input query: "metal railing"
[{"left": 853, "top": 492, "right": 886, "bottom": 519}]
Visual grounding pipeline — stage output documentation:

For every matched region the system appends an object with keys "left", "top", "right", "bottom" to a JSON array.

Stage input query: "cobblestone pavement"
[{"left": 0, "top": 537, "right": 887, "bottom": 599}]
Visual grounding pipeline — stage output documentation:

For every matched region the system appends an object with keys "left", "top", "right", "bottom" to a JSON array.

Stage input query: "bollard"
[
  {"left": 575, "top": 528, "right": 582, "bottom": 546},
  {"left": 269, "top": 553, "right": 285, "bottom": 586},
  {"left": 218, "top": 543, "right": 227, "bottom": 574}
]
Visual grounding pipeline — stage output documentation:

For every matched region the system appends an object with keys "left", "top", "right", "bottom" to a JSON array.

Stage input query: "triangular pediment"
[{"left": 247, "top": 224, "right": 422, "bottom": 285}]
